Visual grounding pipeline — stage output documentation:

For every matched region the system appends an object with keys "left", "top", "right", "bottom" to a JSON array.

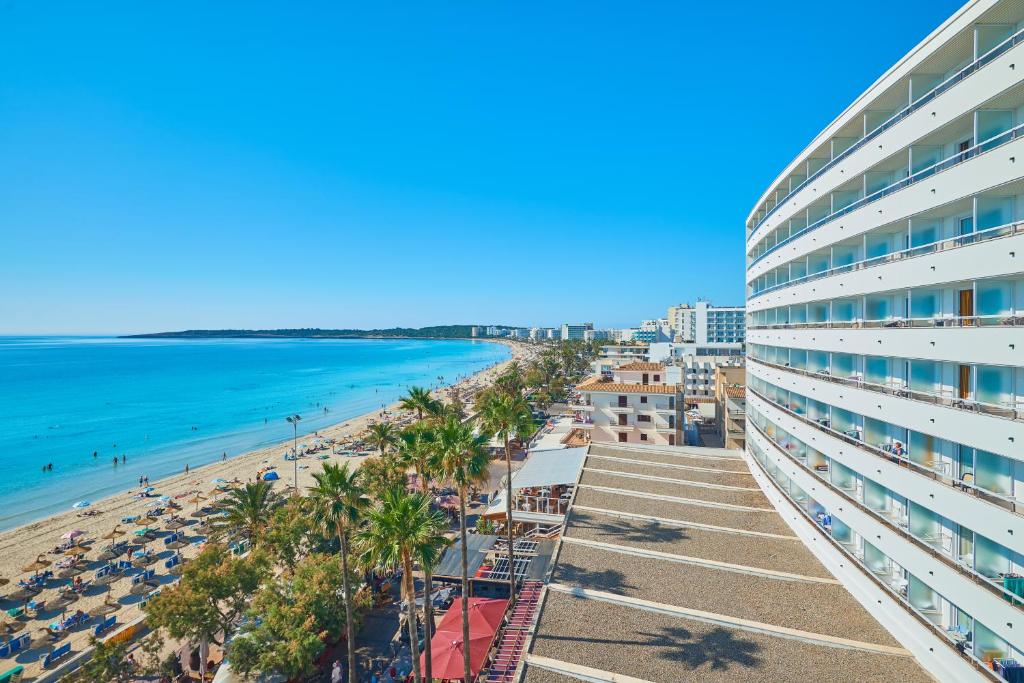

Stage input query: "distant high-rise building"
[
  {"left": 470, "top": 326, "right": 480, "bottom": 337},
  {"left": 560, "top": 322, "right": 593, "bottom": 341},
  {"left": 667, "top": 301, "right": 745, "bottom": 344}
]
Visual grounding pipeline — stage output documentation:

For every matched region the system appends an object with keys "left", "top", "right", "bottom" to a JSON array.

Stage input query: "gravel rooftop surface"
[
  {"left": 530, "top": 591, "right": 933, "bottom": 683},
  {"left": 552, "top": 543, "right": 897, "bottom": 644},
  {"left": 580, "top": 469, "right": 770, "bottom": 507},
  {"left": 520, "top": 665, "right": 578, "bottom": 683},
  {"left": 586, "top": 456, "right": 754, "bottom": 487},
  {"left": 565, "top": 510, "right": 831, "bottom": 578},
  {"left": 572, "top": 488, "right": 791, "bottom": 535},
  {"left": 591, "top": 448, "right": 751, "bottom": 471}
]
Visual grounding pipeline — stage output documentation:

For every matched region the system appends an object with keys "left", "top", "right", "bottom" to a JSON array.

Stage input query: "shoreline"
[
  {"left": 0, "top": 338, "right": 521, "bottom": 541},
  {"left": 0, "top": 339, "right": 534, "bottom": 681}
]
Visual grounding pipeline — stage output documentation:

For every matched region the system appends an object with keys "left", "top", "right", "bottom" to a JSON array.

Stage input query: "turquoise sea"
[{"left": 0, "top": 336, "right": 509, "bottom": 531}]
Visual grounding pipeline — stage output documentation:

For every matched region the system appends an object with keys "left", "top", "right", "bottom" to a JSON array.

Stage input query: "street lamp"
[{"left": 285, "top": 414, "right": 301, "bottom": 494}]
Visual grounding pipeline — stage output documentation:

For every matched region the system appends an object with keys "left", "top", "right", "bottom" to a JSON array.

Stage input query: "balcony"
[
  {"left": 747, "top": 385, "right": 1024, "bottom": 515},
  {"left": 749, "top": 120, "right": 1024, "bottom": 270},
  {"left": 749, "top": 421, "right": 1024, "bottom": 614},
  {"left": 569, "top": 402, "right": 595, "bottom": 412},
  {"left": 571, "top": 418, "right": 594, "bottom": 430},
  {"left": 750, "top": 220, "right": 1024, "bottom": 300},
  {"left": 607, "top": 404, "right": 634, "bottom": 414},
  {"left": 749, "top": 357, "right": 1023, "bottom": 422},
  {"left": 747, "top": 25, "right": 1024, "bottom": 249},
  {"left": 748, "top": 313, "right": 1024, "bottom": 332}
]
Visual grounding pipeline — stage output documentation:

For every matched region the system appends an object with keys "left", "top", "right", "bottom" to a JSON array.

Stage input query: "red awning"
[{"left": 419, "top": 597, "right": 507, "bottom": 680}]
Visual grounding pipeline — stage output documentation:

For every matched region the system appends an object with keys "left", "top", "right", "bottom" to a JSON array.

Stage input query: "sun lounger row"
[
  {"left": 42, "top": 642, "right": 71, "bottom": 668},
  {"left": 0, "top": 635, "right": 29, "bottom": 659},
  {"left": 93, "top": 615, "right": 117, "bottom": 637},
  {"left": 49, "top": 611, "right": 89, "bottom": 634}
]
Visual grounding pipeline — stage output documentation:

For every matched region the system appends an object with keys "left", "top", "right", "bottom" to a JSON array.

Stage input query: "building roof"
[
  {"left": 576, "top": 377, "right": 677, "bottom": 395},
  {"left": 522, "top": 443, "right": 932, "bottom": 683},
  {"left": 615, "top": 361, "right": 665, "bottom": 371},
  {"left": 725, "top": 386, "right": 746, "bottom": 398}
]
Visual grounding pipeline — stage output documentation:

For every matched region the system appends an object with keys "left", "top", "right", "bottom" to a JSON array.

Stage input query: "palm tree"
[
  {"left": 478, "top": 393, "right": 536, "bottom": 605},
  {"left": 309, "top": 463, "right": 368, "bottom": 683},
  {"left": 400, "top": 386, "right": 439, "bottom": 420},
  {"left": 396, "top": 422, "right": 441, "bottom": 680},
  {"left": 433, "top": 417, "right": 490, "bottom": 682},
  {"left": 210, "top": 481, "right": 282, "bottom": 545},
  {"left": 366, "top": 421, "right": 399, "bottom": 456},
  {"left": 357, "top": 489, "right": 449, "bottom": 683}
]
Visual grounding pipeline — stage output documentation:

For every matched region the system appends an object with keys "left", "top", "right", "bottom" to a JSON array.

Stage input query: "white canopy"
[{"left": 485, "top": 446, "right": 587, "bottom": 517}]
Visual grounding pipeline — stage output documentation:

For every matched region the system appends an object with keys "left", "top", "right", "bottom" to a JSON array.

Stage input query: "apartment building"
[
  {"left": 571, "top": 362, "right": 681, "bottom": 446},
  {"left": 745, "top": 2, "right": 1024, "bottom": 679},
  {"left": 667, "top": 301, "right": 746, "bottom": 344},
  {"left": 560, "top": 322, "right": 593, "bottom": 341},
  {"left": 714, "top": 366, "right": 746, "bottom": 449}
]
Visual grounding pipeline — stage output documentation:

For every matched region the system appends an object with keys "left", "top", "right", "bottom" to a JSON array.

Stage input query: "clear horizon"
[{"left": 0, "top": 1, "right": 963, "bottom": 334}]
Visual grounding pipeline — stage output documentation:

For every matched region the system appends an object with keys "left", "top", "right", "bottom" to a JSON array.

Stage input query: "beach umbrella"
[
  {"left": 21, "top": 555, "right": 50, "bottom": 573},
  {"left": 57, "top": 566, "right": 84, "bottom": 579},
  {"left": 262, "top": 471, "right": 279, "bottom": 481},
  {"left": 102, "top": 526, "right": 125, "bottom": 540},
  {"left": 0, "top": 577, "right": 10, "bottom": 587},
  {"left": 63, "top": 545, "right": 89, "bottom": 556},
  {"left": 133, "top": 527, "right": 155, "bottom": 537},
  {"left": 88, "top": 598, "right": 121, "bottom": 618},
  {"left": 134, "top": 517, "right": 152, "bottom": 526},
  {"left": 71, "top": 501, "right": 90, "bottom": 509},
  {"left": 60, "top": 530, "right": 86, "bottom": 541}
]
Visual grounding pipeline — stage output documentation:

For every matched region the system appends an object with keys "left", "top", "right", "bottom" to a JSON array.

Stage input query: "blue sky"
[{"left": 0, "top": 1, "right": 964, "bottom": 334}]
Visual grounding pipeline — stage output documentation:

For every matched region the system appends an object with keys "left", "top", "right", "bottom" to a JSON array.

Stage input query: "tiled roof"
[
  {"left": 616, "top": 362, "right": 665, "bottom": 371},
  {"left": 726, "top": 386, "right": 746, "bottom": 398},
  {"left": 576, "top": 377, "right": 677, "bottom": 395}
]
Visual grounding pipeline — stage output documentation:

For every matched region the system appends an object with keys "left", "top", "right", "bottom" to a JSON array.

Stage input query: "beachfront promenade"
[{"left": 0, "top": 341, "right": 535, "bottom": 682}]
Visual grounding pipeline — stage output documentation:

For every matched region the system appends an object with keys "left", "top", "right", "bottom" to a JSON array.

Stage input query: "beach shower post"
[{"left": 286, "top": 414, "right": 301, "bottom": 494}]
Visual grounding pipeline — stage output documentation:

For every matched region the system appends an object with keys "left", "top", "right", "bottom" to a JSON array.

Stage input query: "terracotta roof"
[
  {"left": 726, "top": 387, "right": 746, "bottom": 398},
  {"left": 616, "top": 362, "right": 665, "bottom": 371},
  {"left": 576, "top": 377, "right": 678, "bottom": 395}
]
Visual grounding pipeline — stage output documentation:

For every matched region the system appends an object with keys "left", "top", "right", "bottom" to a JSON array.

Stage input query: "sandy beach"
[{"left": 0, "top": 338, "right": 535, "bottom": 680}]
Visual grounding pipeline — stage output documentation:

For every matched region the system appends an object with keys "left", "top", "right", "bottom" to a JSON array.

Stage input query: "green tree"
[
  {"left": 229, "top": 553, "right": 365, "bottom": 680},
  {"left": 263, "top": 497, "right": 323, "bottom": 571},
  {"left": 357, "top": 489, "right": 449, "bottom": 683},
  {"left": 433, "top": 417, "right": 490, "bottom": 682},
  {"left": 475, "top": 516, "right": 496, "bottom": 535},
  {"left": 145, "top": 545, "right": 268, "bottom": 679},
  {"left": 359, "top": 452, "right": 408, "bottom": 498},
  {"left": 210, "top": 481, "right": 282, "bottom": 546},
  {"left": 366, "top": 421, "right": 399, "bottom": 456},
  {"left": 70, "top": 636, "right": 134, "bottom": 682},
  {"left": 309, "top": 462, "right": 368, "bottom": 683},
  {"left": 399, "top": 386, "right": 440, "bottom": 420},
  {"left": 478, "top": 393, "right": 536, "bottom": 605}
]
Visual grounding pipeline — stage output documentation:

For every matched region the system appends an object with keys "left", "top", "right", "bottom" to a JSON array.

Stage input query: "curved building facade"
[{"left": 744, "top": 1, "right": 1024, "bottom": 680}]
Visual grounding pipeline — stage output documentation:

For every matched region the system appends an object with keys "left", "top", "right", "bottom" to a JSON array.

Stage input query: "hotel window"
[
  {"left": 640, "top": 396, "right": 648, "bottom": 403},
  {"left": 640, "top": 433, "right": 648, "bottom": 441},
  {"left": 618, "top": 433, "right": 627, "bottom": 443},
  {"left": 653, "top": 374, "right": 661, "bottom": 382},
  {"left": 637, "top": 414, "right": 651, "bottom": 423}
]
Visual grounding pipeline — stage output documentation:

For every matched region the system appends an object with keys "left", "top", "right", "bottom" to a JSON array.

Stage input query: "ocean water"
[{"left": 0, "top": 336, "right": 509, "bottom": 530}]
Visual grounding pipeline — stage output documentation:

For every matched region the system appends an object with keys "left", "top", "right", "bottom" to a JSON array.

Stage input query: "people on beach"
[
  {"left": 185, "top": 464, "right": 189, "bottom": 474},
  {"left": 222, "top": 452, "right": 227, "bottom": 461},
  {"left": 113, "top": 457, "right": 118, "bottom": 466}
]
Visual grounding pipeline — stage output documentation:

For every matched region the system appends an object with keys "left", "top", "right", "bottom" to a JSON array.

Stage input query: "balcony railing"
[
  {"left": 748, "top": 420, "right": 1024, "bottom": 611},
  {"left": 746, "top": 25, "right": 1024, "bottom": 245},
  {"left": 746, "top": 386, "right": 1023, "bottom": 515},
  {"left": 748, "top": 357, "right": 1023, "bottom": 422},
  {"left": 749, "top": 313, "right": 1024, "bottom": 331},
  {"left": 746, "top": 444, "right": 1011, "bottom": 679},
  {"left": 750, "top": 220, "right": 1024, "bottom": 300},
  {"left": 748, "top": 120, "right": 1024, "bottom": 270}
]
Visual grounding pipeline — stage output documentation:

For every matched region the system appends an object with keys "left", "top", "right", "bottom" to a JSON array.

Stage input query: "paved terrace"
[{"left": 521, "top": 443, "right": 934, "bottom": 683}]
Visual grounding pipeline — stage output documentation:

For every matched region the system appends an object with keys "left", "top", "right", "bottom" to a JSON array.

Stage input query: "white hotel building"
[{"left": 745, "top": 1, "right": 1024, "bottom": 680}]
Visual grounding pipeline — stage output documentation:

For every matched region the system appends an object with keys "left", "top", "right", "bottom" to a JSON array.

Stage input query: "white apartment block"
[
  {"left": 571, "top": 362, "right": 681, "bottom": 446},
  {"left": 745, "top": 2, "right": 1024, "bottom": 679},
  {"left": 560, "top": 322, "right": 593, "bottom": 341},
  {"left": 667, "top": 301, "right": 746, "bottom": 344}
]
